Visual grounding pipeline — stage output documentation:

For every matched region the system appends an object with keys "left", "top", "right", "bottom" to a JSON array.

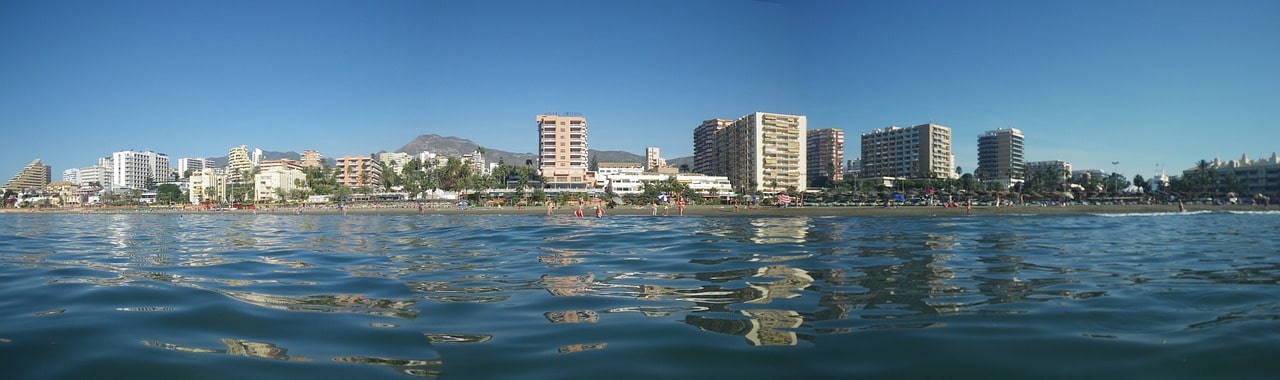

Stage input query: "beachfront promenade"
[{"left": 6, "top": 203, "right": 1270, "bottom": 217}]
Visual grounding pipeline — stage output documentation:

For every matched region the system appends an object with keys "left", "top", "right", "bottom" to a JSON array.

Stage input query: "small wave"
[
  {"left": 1224, "top": 210, "right": 1280, "bottom": 215},
  {"left": 1091, "top": 210, "right": 1214, "bottom": 217}
]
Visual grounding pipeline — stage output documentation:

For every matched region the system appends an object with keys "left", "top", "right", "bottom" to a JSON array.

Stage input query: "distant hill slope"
[{"left": 397, "top": 134, "right": 649, "bottom": 168}]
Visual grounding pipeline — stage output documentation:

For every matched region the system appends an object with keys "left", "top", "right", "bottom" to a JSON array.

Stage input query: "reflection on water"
[
  {"left": 143, "top": 338, "right": 311, "bottom": 362},
  {"left": 4, "top": 212, "right": 1280, "bottom": 378}
]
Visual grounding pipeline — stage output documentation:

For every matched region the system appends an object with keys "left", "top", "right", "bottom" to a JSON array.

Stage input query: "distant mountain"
[
  {"left": 590, "top": 150, "right": 644, "bottom": 164},
  {"left": 667, "top": 156, "right": 694, "bottom": 170},
  {"left": 396, "top": 134, "right": 652, "bottom": 168},
  {"left": 396, "top": 134, "right": 537, "bottom": 166}
]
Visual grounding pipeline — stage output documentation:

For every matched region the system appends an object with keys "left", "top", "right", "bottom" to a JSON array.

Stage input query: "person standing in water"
[{"left": 595, "top": 204, "right": 604, "bottom": 218}]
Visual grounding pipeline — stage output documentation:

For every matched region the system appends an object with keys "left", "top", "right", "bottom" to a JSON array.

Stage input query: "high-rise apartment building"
[
  {"left": 227, "top": 145, "right": 253, "bottom": 182},
  {"left": 301, "top": 150, "right": 324, "bottom": 168},
  {"left": 977, "top": 128, "right": 1025, "bottom": 180},
  {"left": 178, "top": 158, "right": 215, "bottom": 177},
  {"left": 859, "top": 123, "right": 954, "bottom": 179},
  {"left": 699, "top": 112, "right": 807, "bottom": 193},
  {"left": 111, "top": 150, "right": 170, "bottom": 190},
  {"left": 693, "top": 118, "right": 732, "bottom": 175},
  {"left": 379, "top": 152, "right": 411, "bottom": 175},
  {"left": 4, "top": 159, "right": 51, "bottom": 190},
  {"left": 537, "top": 114, "right": 590, "bottom": 190},
  {"left": 806, "top": 128, "right": 844, "bottom": 186},
  {"left": 645, "top": 147, "right": 665, "bottom": 171},
  {"left": 335, "top": 155, "right": 381, "bottom": 188},
  {"left": 62, "top": 168, "right": 81, "bottom": 186}
]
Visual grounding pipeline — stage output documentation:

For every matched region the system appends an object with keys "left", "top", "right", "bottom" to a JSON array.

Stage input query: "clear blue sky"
[{"left": 2, "top": 0, "right": 1277, "bottom": 182}]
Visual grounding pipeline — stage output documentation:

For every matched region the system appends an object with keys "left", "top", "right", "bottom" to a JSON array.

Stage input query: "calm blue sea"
[{"left": 2, "top": 211, "right": 1279, "bottom": 379}]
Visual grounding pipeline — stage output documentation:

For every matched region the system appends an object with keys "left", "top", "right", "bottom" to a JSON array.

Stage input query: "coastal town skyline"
[{"left": 3, "top": 0, "right": 1278, "bottom": 180}]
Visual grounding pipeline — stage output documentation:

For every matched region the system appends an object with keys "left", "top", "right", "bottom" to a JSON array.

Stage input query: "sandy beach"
[{"left": 7, "top": 203, "right": 1272, "bottom": 217}]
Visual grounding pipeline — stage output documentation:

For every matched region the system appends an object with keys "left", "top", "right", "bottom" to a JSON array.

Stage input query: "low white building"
[
  {"left": 604, "top": 173, "right": 732, "bottom": 197},
  {"left": 254, "top": 166, "right": 307, "bottom": 203}
]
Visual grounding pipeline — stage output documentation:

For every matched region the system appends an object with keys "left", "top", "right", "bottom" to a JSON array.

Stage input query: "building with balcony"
[
  {"left": 859, "top": 123, "right": 954, "bottom": 179},
  {"left": 4, "top": 159, "right": 51, "bottom": 191},
  {"left": 645, "top": 147, "right": 666, "bottom": 172},
  {"left": 335, "top": 155, "right": 382, "bottom": 188},
  {"left": 188, "top": 168, "right": 225, "bottom": 204},
  {"left": 227, "top": 145, "right": 253, "bottom": 183},
  {"left": 111, "top": 150, "right": 170, "bottom": 190},
  {"left": 977, "top": 128, "right": 1025, "bottom": 180},
  {"left": 301, "top": 150, "right": 324, "bottom": 168},
  {"left": 806, "top": 128, "right": 844, "bottom": 186},
  {"left": 178, "top": 158, "right": 215, "bottom": 178},
  {"left": 693, "top": 118, "right": 732, "bottom": 175},
  {"left": 255, "top": 166, "right": 307, "bottom": 203},
  {"left": 698, "top": 112, "right": 807, "bottom": 193},
  {"left": 1182, "top": 153, "right": 1280, "bottom": 196},
  {"left": 1026, "top": 160, "right": 1072, "bottom": 182},
  {"left": 537, "top": 114, "right": 590, "bottom": 190}
]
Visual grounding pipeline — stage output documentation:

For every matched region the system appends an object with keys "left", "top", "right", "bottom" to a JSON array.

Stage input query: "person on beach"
[
  {"left": 966, "top": 198, "right": 972, "bottom": 214},
  {"left": 546, "top": 200, "right": 554, "bottom": 215},
  {"left": 1179, "top": 199, "right": 1186, "bottom": 212},
  {"left": 650, "top": 201, "right": 658, "bottom": 216},
  {"left": 677, "top": 196, "right": 686, "bottom": 216}
]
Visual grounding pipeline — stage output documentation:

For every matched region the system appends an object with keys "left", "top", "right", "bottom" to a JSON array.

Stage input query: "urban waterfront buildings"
[
  {"left": 645, "top": 147, "right": 665, "bottom": 171},
  {"left": 977, "top": 128, "right": 1025, "bottom": 180},
  {"left": 227, "top": 145, "right": 253, "bottom": 182},
  {"left": 1026, "top": 160, "right": 1072, "bottom": 181},
  {"left": 1183, "top": 153, "right": 1280, "bottom": 195},
  {"left": 254, "top": 162, "right": 306, "bottom": 202},
  {"left": 335, "top": 155, "right": 381, "bottom": 187},
  {"left": 693, "top": 118, "right": 732, "bottom": 175},
  {"left": 537, "top": 114, "right": 591, "bottom": 190},
  {"left": 301, "top": 150, "right": 324, "bottom": 168},
  {"left": 4, "top": 159, "right": 51, "bottom": 190},
  {"left": 188, "top": 168, "right": 225, "bottom": 204},
  {"left": 178, "top": 158, "right": 215, "bottom": 177},
  {"left": 696, "top": 112, "right": 807, "bottom": 193},
  {"left": 110, "top": 150, "right": 170, "bottom": 190},
  {"left": 806, "top": 128, "right": 844, "bottom": 186},
  {"left": 859, "top": 123, "right": 954, "bottom": 179}
]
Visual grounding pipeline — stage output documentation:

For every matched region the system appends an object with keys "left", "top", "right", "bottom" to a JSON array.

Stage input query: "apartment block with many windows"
[
  {"left": 806, "top": 128, "right": 844, "bottom": 186},
  {"left": 977, "top": 128, "right": 1025, "bottom": 180},
  {"left": 335, "top": 156, "right": 382, "bottom": 188},
  {"left": 537, "top": 114, "right": 590, "bottom": 190},
  {"left": 700, "top": 112, "right": 807, "bottom": 193},
  {"left": 859, "top": 123, "right": 954, "bottom": 179}
]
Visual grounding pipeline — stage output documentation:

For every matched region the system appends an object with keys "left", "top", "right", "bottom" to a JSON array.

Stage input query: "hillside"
[{"left": 396, "top": 134, "right": 649, "bottom": 168}]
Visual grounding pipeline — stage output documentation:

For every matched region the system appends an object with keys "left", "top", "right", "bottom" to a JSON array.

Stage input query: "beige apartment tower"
[
  {"left": 537, "top": 114, "right": 590, "bottom": 190},
  {"left": 702, "top": 112, "right": 807, "bottom": 193},
  {"left": 860, "top": 123, "right": 954, "bottom": 179},
  {"left": 806, "top": 128, "right": 844, "bottom": 186},
  {"left": 693, "top": 118, "right": 732, "bottom": 175}
]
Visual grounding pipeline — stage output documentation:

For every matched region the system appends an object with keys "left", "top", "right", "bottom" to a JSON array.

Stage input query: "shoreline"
[{"left": 2, "top": 203, "right": 1273, "bottom": 217}]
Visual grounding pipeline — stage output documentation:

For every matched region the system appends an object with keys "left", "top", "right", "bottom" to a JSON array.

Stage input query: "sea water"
[{"left": 2, "top": 211, "right": 1279, "bottom": 379}]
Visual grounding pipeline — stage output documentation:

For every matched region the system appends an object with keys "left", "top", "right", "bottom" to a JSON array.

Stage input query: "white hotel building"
[{"left": 111, "top": 150, "right": 170, "bottom": 190}]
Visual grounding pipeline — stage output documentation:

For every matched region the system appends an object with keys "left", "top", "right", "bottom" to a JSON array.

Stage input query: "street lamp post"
[{"left": 1111, "top": 161, "right": 1120, "bottom": 196}]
